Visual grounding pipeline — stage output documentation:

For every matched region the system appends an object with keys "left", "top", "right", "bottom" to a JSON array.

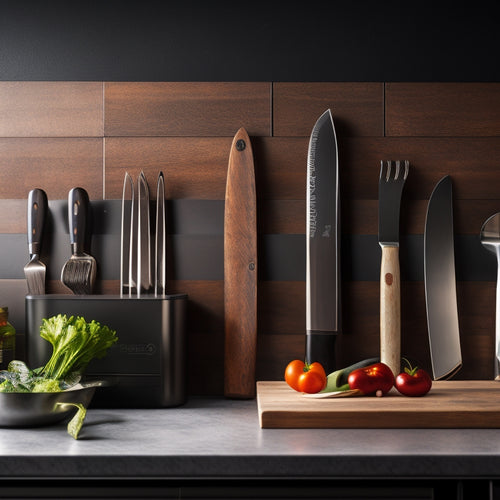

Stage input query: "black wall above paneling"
[{"left": 1, "top": 0, "right": 499, "bottom": 82}]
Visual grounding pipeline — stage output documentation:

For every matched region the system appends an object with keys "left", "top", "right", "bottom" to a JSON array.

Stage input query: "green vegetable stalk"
[
  {"left": 0, "top": 314, "right": 117, "bottom": 393},
  {"left": 39, "top": 314, "right": 118, "bottom": 380}
]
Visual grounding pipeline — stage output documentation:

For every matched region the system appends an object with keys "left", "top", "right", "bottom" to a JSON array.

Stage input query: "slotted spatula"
[
  {"left": 61, "top": 187, "right": 96, "bottom": 295},
  {"left": 378, "top": 160, "right": 409, "bottom": 377}
]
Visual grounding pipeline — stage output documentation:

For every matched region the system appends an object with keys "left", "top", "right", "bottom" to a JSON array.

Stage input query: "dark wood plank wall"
[{"left": 0, "top": 82, "right": 499, "bottom": 395}]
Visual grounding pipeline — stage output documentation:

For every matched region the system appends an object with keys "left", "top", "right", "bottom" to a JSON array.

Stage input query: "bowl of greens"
[{"left": 0, "top": 314, "right": 117, "bottom": 437}]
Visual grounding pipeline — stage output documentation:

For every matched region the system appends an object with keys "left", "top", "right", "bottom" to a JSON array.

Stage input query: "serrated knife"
[
  {"left": 305, "top": 109, "right": 340, "bottom": 376},
  {"left": 424, "top": 175, "right": 462, "bottom": 380}
]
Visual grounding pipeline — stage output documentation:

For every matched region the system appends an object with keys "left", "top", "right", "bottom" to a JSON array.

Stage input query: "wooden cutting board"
[{"left": 257, "top": 380, "right": 500, "bottom": 428}]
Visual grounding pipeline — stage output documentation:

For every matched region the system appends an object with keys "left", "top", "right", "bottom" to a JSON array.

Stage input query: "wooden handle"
[
  {"left": 224, "top": 128, "right": 257, "bottom": 399},
  {"left": 380, "top": 245, "right": 401, "bottom": 377}
]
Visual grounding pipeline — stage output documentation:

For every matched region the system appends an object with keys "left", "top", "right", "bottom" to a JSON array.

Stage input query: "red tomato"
[
  {"left": 284, "top": 360, "right": 326, "bottom": 394},
  {"left": 395, "top": 365, "right": 432, "bottom": 397},
  {"left": 347, "top": 362, "right": 394, "bottom": 396}
]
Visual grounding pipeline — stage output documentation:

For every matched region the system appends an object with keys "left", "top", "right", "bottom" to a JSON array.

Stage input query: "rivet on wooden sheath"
[
  {"left": 236, "top": 139, "right": 246, "bottom": 151},
  {"left": 385, "top": 273, "right": 393, "bottom": 286},
  {"left": 248, "top": 262, "right": 255, "bottom": 271}
]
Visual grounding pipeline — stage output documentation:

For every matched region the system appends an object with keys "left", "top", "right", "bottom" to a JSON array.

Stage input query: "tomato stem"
[{"left": 402, "top": 357, "right": 418, "bottom": 376}]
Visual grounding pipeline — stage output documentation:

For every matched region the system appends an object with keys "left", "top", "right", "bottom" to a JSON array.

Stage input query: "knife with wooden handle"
[{"left": 224, "top": 127, "right": 257, "bottom": 399}]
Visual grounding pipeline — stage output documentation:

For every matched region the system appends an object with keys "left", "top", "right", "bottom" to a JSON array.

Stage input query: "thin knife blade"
[
  {"left": 305, "top": 109, "right": 340, "bottom": 375},
  {"left": 424, "top": 175, "right": 462, "bottom": 380},
  {"left": 155, "top": 171, "right": 166, "bottom": 298},
  {"left": 137, "top": 171, "right": 152, "bottom": 297},
  {"left": 120, "top": 172, "right": 135, "bottom": 298}
]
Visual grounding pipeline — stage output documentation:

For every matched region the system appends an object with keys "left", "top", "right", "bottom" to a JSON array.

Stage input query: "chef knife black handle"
[
  {"left": 306, "top": 332, "right": 337, "bottom": 375},
  {"left": 27, "top": 188, "right": 48, "bottom": 256},
  {"left": 68, "top": 187, "right": 89, "bottom": 254}
]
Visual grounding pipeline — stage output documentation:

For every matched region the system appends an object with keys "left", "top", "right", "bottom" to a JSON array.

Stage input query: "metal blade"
[
  {"left": 120, "top": 172, "right": 135, "bottom": 297},
  {"left": 155, "top": 171, "right": 166, "bottom": 297},
  {"left": 305, "top": 109, "right": 340, "bottom": 375},
  {"left": 137, "top": 171, "right": 152, "bottom": 297},
  {"left": 424, "top": 175, "right": 462, "bottom": 380}
]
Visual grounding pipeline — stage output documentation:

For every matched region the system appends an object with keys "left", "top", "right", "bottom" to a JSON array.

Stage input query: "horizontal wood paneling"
[
  {"left": 273, "top": 82, "right": 384, "bottom": 137},
  {"left": 0, "top": 82, "right": 103, "bottom": 137},
  {"left": 386, "top": 83, "right": 500, "bottom": 137},
  {"left": 104, "top": 137, "right": 231, "bottom": 199},
  {"left": 342, "top": 137, "right": 500, "bottom": 200},
  {"left": 0, "top": 81, "right": 499, "bottom": 396},
  {"left": 0, "top": 138, "right": 103, "bottom": 199},
  {"left": 104, "top": 82, "right": 271, "bottom": 137},
  {"left": 349, "top": 199, "right": 500, "bottom": 236},
  {"left": 106, "top": 135, "right": 500, "bottom": 203},
  {"left": 3, "top": 196, "right": 494, "bottom": 238}
]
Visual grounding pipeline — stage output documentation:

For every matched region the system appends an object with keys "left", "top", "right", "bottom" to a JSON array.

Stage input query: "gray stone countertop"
[{"left": 1, "top": 397, "right": 500, "bottom": 480}]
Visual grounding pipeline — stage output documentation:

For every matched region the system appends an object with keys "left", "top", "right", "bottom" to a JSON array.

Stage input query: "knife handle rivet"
[
  {"left": 385, "top": 273, "right": 393, "bottom": 286},
  {"left": 236, "top": 139, "right": 246, "bottom": 151},
  {"left": 248, "top": 262, "right": 255, "bottom": 271}
]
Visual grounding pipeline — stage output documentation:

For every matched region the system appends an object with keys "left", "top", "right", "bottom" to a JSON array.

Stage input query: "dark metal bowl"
[{"left": 0, "top": 384, "right": 97, "bottom": 427}]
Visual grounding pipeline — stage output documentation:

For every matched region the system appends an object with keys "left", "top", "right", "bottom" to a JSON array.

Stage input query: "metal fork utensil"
[{"left": 378, "top": 160, "right": 409, "bottom": 376}]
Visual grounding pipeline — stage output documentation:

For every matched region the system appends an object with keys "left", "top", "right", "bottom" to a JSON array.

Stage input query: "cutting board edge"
[{"left": 257, "top": 380, "right": 500, "bottom": 429}]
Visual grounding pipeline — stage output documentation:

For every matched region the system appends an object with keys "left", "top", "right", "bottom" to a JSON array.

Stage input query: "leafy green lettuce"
[{"left": 0, "top": 314, "right": 118, "bottom": 438}]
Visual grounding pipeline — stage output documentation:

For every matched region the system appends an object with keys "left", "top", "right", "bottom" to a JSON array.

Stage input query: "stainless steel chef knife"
[
  {"left": 305, "top": 109, "right": 340, "bottom": 376},
  {"left": 120, "top": 172, "right": 135, "bottom": 298},
  {"left": 424, "top": 175, "right": 462, "bottom": 380},
  {"left": 137, "top": 171, "right": 152, "bottom": 297},
  {"left": 155, "top": 171, "right": 166, "bottom": 298}
]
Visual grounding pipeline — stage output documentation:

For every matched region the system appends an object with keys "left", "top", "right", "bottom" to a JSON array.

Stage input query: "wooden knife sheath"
[{"left": 224, "top": 128, "right": 257, "bottom": 399}]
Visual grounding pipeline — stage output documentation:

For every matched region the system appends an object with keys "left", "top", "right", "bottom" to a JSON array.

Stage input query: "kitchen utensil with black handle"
[
  {"left": 24, "top": 188, "right": 48, "bottom": 295},
  {"left": 61, "top": 187, "right": 96, "bottom": 295}
]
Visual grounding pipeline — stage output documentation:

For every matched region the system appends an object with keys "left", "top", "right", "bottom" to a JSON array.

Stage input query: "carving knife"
[
  {"left": 305, "top": 109, "right": 340, "bottom": 376},
  {"left": 224, "top": 127, "right": 257, "bottom": 398},
  {"left": 424, "top": 175, "right": 462, "bottom": 380},
  {"left": 137, "top": 171, "right": 152, "bottom": 297}
]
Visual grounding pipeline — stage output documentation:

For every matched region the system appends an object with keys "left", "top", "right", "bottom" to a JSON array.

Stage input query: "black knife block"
[{"left": 25, "top": 294, "right": 187, "bottom": 408}]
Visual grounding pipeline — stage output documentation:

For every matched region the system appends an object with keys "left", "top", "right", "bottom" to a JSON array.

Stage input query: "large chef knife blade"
[
  {"left": 306, "top": 109, "right": 340, "bottom": 376},
  {"left": 424, "top": 175, "right": 462, "bottom": 380}
]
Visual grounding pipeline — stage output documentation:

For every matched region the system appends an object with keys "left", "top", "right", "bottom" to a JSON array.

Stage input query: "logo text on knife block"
[{"left": 385, "top": 273, "right": 393, "bottom": 286}]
